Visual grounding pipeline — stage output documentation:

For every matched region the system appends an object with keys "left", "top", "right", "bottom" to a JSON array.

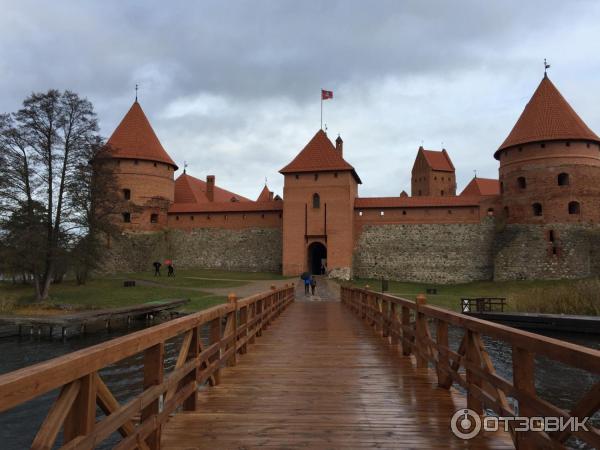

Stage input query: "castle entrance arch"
[{"left": 308, "top": 242, "right": 327, "bottom": 275}]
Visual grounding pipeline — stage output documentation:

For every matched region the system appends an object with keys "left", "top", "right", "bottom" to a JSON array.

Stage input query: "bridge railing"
[
  {"left": 341, "top": 286, "right": 600, "bottom": 450},
  {"left": 0, "top": 285, "right": 295, "bottom": 450}
]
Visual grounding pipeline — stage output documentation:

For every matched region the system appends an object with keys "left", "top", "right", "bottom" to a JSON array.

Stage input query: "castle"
[{"left": 100, "top": 73, "right": 600, "bottom": 282}]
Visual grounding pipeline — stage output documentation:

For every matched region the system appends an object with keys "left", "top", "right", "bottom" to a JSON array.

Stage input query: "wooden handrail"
[
  {"left": 341, "top": 286, "right": 600, "bottom": 450},
  {"left": 0, "top": 285, "right": 295, "bottom": 450}
]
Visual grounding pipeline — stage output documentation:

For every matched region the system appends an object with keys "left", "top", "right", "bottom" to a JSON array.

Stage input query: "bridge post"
[
  {"left": 209, "top": 317, "right": 221, "bottom": 385},
  {"left": 141, "top": 342, "right": 165, "bottom": 450},
  {"left": 512, "top": 346, "right": 536, "bottom": 449},
  {"left": 401, "top": 303, "right": 411, "bottom": 356},
  {"left": 415, "top": 294, "right": 428, "bottom": 368},
  {"left": 239, "top": 303, "right": 248, "bottom": 355},
  {"left": 183, "top": 326, "right": 200, "bottom": 411},
  {"left": 390, "top": 302, "right": 398, "bottom": 346},
  {"left": 466, "top": 331, "right": 483, "bottom": 414},
  {"left": 436, "top": 319, "right": 451, "bottom": 387},
  {"left": 226, "top": 293, "right": 238, "bottom": 366},
  {"left": 63, "top": 372, "right": 97, "bottom": 444}
]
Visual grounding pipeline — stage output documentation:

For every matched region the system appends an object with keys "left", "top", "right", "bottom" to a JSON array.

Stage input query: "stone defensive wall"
[
  {"left": 493, "top": 223, "right": 600, "bottom": 280},
  {"left": 100, "top": 227, "right": 283, "bottom": 274}
]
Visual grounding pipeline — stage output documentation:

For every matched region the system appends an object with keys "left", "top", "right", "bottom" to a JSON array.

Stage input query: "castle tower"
[
  {"left": 411, "top": 147, "right": 456, "bottom": 196},
  {"left": 280, "top": 130, "right": 361, "bottom": 278},
  {"left": 496, "top": 75, "right": 600, "bottom": 224},
  {"left": 105, "top": 101, "right": 178, "bottom": 230}
]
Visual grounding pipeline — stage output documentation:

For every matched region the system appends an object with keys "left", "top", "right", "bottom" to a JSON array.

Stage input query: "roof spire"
[
  {"left": 544, "top": 58, "right": 550, "bottom": 77},
  {"left": 183, "top": 160, "right": 188, "bottom": 174},
  {"left": 135, "top": 83, "right": 139, "bottom": 102},
  {"left": 265, "top": 176, "right": 268, "bottom": 186}
]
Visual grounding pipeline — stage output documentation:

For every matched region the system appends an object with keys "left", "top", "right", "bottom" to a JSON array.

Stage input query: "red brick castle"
[{"left": 101, "top": 74, "right": 600, "bottom": 282}]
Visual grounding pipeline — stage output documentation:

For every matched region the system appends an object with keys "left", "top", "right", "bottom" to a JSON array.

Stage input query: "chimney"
[
  {"left": 335, "top": 135, "right": 344, "bottom": 156},
  {"left": 206, "top": 175, "right": 215, "bottom": 202}
]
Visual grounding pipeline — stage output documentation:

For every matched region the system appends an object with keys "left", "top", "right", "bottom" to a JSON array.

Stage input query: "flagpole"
[{"left": 320, "top": 91, "right": 323, "bottom": 130}]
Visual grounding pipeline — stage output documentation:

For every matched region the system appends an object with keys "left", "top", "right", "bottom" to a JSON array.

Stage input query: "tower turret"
[{"left": 104, "top": 101, "right": 177, "bottom": 230}]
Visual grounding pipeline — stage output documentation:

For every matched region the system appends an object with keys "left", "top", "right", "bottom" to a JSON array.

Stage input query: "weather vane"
[
  {"left": 265, "top": 176, "right": 268, "bottom": 186},
  {"left": 544, "top": 59, "right": 550, "bottom": 76},
  {"left": 135, "top": 83, "right": 139, "bottom": 102},
  {"left": 474, "top": 169, "right": 477, "bottom": 178},
  {"left": 183, "top": 160, "right": 188, "bottom": 174}
]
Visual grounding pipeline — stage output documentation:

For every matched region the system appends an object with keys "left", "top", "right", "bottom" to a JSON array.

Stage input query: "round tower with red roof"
[
  {"left": 496, "top": 74, "right": 600, "bottom": 225},
  {"left": 104, "top": 101, "right": 178, "bottom": 230},
  {"left": 494, "top": 74, "right": 600, "bottom": 279}
]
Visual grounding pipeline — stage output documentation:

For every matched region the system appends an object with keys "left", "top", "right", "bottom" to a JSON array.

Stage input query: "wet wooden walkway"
[{"left": 162, "top": 301, "right": 512, "bottom": 449}]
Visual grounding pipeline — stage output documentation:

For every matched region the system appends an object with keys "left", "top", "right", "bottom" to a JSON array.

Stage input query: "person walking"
[
  {"left": 168, "top": 263, "right": 174, "bottom": 277},
  {"left": 153, "top": 261, "right": 161, "bottom": 276},
  {"left": 310, "top": 276, "right": 317, "bottom": 295},
  {"left": 304, "top": 275, "right": 311, "bottom": 296}
]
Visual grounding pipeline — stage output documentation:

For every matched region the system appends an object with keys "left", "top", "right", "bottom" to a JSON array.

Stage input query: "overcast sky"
[{"left": 1, "top": 0, "right": 600, "bottom": 199}]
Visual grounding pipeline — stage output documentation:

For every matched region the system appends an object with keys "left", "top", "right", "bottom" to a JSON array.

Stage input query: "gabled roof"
[
  {"left": 174, "top": 173, "right": 251, "bottom": 204},
  {"left": 257, "top": 184, "right": 279, "bottom": 202},
  {"left": 106, "top": 101, "right": 178, "bottom": 168},
  {"left": 496, "top": 75, "right": 600, "bottom": 158},
  {"left": 460, "top": 177, "right": 501, "bottom": 197},
  {"left": 417, "top": 147, "right": 455, "bottom": 172},
  {"left": 280, "top": 130, "right": 361, "bottom": 183},
  {"left": 355, "top": 196, "right": 481, "bottom": 209}
]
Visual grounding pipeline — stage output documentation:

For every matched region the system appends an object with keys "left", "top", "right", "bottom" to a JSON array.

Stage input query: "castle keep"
[{"left": 100, "top": 74, "right": 600, "bottom": 282}]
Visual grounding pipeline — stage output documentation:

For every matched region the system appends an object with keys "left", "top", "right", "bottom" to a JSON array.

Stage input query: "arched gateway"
[{"left": 308, "top": 242, "right": 327, "bottom": 275}]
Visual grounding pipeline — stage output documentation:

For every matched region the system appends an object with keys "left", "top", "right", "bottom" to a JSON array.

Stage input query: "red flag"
[{"left": 321, "top": 89, "right": 333, "bottom": 100}]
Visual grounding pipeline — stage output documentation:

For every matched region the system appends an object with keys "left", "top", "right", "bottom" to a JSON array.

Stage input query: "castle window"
[
  {"left": 176, "top": 215, "right": 179, "bottom": 221},
  {"left": 206, "top": 215, "right": 210, "bottom": 220},
  {"left": 448, "top": 209, "right": 452, "bottom": 214},
  {"left": 541, "top": 143, "right": 546, "bottom": 148},
  {"left": 312, "top": 193, "right": 320, "bottom": 209},
  {"left": 517, "top": 177, "right": 527, "bottom": 189},
  {"left": 441, "top": 190, "right": 445, "bottom": 196},
  {"left": 224, "top": 215, "right": 227, "bottom": 220},
  {"left": 122, "top": 212, "right": 131, "bottom": 223},
  {"left": 565, "top": 142, "right": 571, "bottom": 147},
  {"left": 568, "top": 201, "right": 580, "bottom": 215},
  {"left": 487, "top": 208, "right": 494, "bottom": 216},
  {"left": 532, "top": 203, "right": 543, "bottom": 216},
  {"left": 402, "top": 210, "right": 406, "bottom": 215},
  {"left": 150, "top": 214, "right": 158, "bottom": 223},
  {"left": 242, "top": 214, "right": 246, "bottom": 219},
  {"left": 558, "top": 173, "right": 569, "bottom": 186},
  {"left": 123, "top": 189, "right": 131, "bottom": 200},
  {"left": 134, "top": 159, "right": 139, "bottom": 165},
  {"left": 504, "top": 206, "right": 509, "bottom": 217},
  {"left": 358, "top": 211, "right": 363, "bottom": 216},
  {"left": 587, "top": 143, "right": 590, "bottom": 148},
  {"left": 518, "top": 147, "right": 523, "bottom": 152},
  {"left": 380, "top": 211, "right": 385, "bottom": 216},
  {"left": 153, "top": 162, "right": 157, "bottom": 167},
  {"left": 548, "top": 230, "right": 555, "bottom": 242},
  {"left": 314, "top": 173, "right": 319, "bottom": 181},
  {"left": 295, "top": 174, "right": 299, "bottom": 180},
  {"left": 334, "top": 172, "right": 338, "bottom": 178},
  {"left": 261, "top": 214, "right": 265, "bottom": 218},
  {"left": 434, "top": 176, "right": 437, "bottom": 180},
  {"left": 191, "top": 215, "right": 195, "bottom": 220},
  {"left": 500, "top": 182, "right": 504, "bottom": 194}
]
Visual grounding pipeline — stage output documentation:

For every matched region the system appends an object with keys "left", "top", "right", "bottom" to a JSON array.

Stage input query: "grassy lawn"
[
  {"left": 0, "top": 269, "right": 289, "bottom": 314},
  {"left": 350, "top": 277, "right": 598, "bottom": 313}
]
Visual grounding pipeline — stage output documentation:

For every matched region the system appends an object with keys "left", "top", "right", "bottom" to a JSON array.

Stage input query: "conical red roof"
[
  {"left": 280, "top": 130, "right": 361, "bottom": 183},
  {"left": 257, "top": 185, "right": 273, "bottom": 202},
  {"left": 496, "top": 76, "right": 600, "bottom": 158},
  {"left": 106, "top": 101, "right": 178, "bottom": 168}
]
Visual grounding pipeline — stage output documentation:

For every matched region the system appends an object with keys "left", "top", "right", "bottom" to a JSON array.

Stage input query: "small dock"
[
  {"left": 0, "top": 298, "right": 189, "bottom": 338},
  {"left": 464, "top": 311, "right": 600, "bottom": 334}
]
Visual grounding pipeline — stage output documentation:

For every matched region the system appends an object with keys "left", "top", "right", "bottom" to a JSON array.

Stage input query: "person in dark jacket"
[
  {"left": 310, "top": 277, "right": 317, "bottom": 295},
  {"left": 304, "top": 276, "right": 311, "bottom": 295},
  {"left": 153, "top": 261, "right": 161, "bottom": 276}
]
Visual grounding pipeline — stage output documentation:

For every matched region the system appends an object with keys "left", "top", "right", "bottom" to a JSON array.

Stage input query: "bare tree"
[{"left": 0, "top": 90, "right": 112, "bottom": 299}]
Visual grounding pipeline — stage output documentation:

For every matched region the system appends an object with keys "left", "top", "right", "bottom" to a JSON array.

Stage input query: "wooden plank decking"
[{"left": 162, "top": 301, "right": 513, "bottom": 449}]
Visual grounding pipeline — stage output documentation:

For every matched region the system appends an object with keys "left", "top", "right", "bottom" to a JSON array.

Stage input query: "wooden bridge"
[{"left": 0, "top": 285, "right": 599, "bottom": 449}]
